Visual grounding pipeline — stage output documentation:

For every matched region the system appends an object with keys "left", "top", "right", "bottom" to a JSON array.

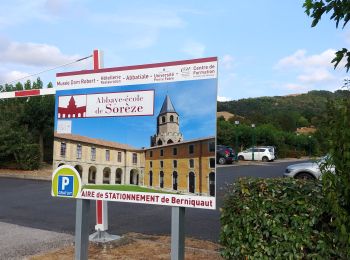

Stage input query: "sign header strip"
[{"left": 57, "top": 57, "right": 217, "bottom": 77}]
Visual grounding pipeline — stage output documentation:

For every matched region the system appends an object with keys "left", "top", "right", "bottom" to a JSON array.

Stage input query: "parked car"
[
  {"left": 216, "top": 145, "right": 235, "bottom": 165},
  {"left": 237, "top": 146, "right": 275, "bottom": 162},
  {"left": 283, "top": 156, "right": 334, "bottom": 180},
  {"left": 265, "top": 146, "right": 277, "bottom": 159}
]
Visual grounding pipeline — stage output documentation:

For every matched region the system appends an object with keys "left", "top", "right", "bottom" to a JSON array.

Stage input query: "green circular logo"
[{"left": 52, "top": 165, "right": 81, "bottom": 198}]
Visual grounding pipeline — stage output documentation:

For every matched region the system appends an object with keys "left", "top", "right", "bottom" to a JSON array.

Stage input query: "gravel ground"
[
  {"left": 30, "top": 232, "right": 222, "bottom": 260},
  {"left": 0, "top": 222, "right": 73, "bottom": 260}
]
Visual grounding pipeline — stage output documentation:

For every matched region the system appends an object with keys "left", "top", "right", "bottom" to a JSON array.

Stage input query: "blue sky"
[
  {"left": 55, "top": 79, "right": 217, "bottom": 147},
  {"left": 0, "top": 1, "right": 348, "bottom": 100}
]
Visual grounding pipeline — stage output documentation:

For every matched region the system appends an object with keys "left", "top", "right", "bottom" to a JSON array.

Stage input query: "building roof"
[
  {"left": 55, "top": 132, "right": 215, "bottom": 151},
  {"left": 54, "top": 132, "right": 141, "bottom": 151},
  {"left": 159, "top": 95, "right": 177, "bottom": 115},
  {"left": 145, "top": 136, "right": 215, "bottom": 150}
]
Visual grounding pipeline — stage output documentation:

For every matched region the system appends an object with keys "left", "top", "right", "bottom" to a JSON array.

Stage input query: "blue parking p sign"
[{"left": 58, "top": 175, "right": 74, "bottom": 196}]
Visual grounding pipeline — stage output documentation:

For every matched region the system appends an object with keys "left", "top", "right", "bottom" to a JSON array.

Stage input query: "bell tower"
[{"left": 151, "top": 95, "right": 183, "bottom": 147}]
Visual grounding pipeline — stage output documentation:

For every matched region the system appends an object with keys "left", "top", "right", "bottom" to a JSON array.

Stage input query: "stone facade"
[
  {"left": 144, "top": 137, "right": 216, "bottom": 196},
  {"left": 53, "top": 133, "right": 145, "bottom": 186}
]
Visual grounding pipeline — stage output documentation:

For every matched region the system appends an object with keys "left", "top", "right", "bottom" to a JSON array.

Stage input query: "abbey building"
[
  {"left": 53, "top": 95, "right": 215, "bottom": 196},
  {"left": 151, "top": 95, "right": 183, "bottom": 146}
]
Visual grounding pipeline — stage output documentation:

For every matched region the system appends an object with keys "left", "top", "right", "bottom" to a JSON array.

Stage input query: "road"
[{"left": 0, "top": 159, "right": 308, "bottom": 243}]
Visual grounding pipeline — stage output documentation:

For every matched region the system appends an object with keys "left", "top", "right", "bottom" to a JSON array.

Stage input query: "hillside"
[{"left": 217, "top": 90, "right": 350, "bottom": 132}]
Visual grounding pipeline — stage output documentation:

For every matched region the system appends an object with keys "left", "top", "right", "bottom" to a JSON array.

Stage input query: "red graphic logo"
[{"left": 58, "top": 96, "right": 86, "bottom": 119}]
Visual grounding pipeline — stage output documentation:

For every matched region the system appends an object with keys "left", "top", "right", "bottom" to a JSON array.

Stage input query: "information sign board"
[{"left": 52, "top": 57, "right": 217, "bottom": 210}]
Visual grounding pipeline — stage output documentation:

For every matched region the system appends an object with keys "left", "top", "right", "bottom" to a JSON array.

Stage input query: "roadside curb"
[
  {"left": 0, "top": 173, "right": 50, "bottom": 181},
  {"left": 217, "top": 157, "right": 313, "bottom": 168}
]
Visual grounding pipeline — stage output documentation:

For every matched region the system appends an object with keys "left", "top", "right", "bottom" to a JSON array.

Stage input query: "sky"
[
  {"left": 0, "top": 0, "right": 348, "bottom": 101},
  {"left": 54, "top": 79, "right": 217, "bottom": 147}
]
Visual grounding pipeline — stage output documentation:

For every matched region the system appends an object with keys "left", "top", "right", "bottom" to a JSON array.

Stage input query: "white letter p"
[{"left": 61, "top": 177, "right": 70, "bottom": 190}]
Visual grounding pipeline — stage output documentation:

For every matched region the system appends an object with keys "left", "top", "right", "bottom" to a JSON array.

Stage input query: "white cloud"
[
  {"left": 182, "top": 40, "right": 205, "bottom": 57},
  {"left": 275, "top": 49, "right": 346, "bottom": 92},
  {"left": 89, "top": 9, "right": 186, "bottom": 50},
  {"left": 0, "top": 70, "right": 32, "bottom": 85},
  {"left": 221, "top": 54, "right": 234, "bottom": 70},
  {"left": 0, "top": 39, "right": 80, "bottom": 67},
  {"left": 297, "top": 69, "right": 334, "bottom": 84},
  {"left": 0, "top": 1, "right": 59, "bottom": 28},
  {"left": 275, "top": 49, "right": 335, "bottom": 70},
  {"left": 217, "top": 96, "right": 231, "bottom": 102}
]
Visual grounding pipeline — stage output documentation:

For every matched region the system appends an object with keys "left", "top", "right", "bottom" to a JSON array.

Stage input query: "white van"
[{"left": 237, "top": 147, "right": 275, "bottom": 162}]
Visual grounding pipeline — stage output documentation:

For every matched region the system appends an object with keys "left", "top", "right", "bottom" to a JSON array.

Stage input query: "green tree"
[
  {"left": 20, "top": 78, "right": 54, "bottom": 163},
  {"left": 0, "top": 79, "right": 54, "bottom": 169},
  {"left": 304, "top": 0, "right": 350, "bottom": 71},
  {"left": 304, "top": 1, "right": 350, "bottom": 253},
  {"left": 320, "top": 94, "right": 350, "bottom": 255}
]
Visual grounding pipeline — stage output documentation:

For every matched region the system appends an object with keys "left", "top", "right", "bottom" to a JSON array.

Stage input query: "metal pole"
[
  {"left": 171, "top": 207, "right": 185, "bottom": 260},
  {"left": 251, "top": 124, "right": 255, "bottom": 161},
  {"left": 308, "top": 136, "right": 312, "bottom": 157},
  {"left": 235, "top": 132, "right": 238, "bottom": 161},
  {"left": 296, "top": 133, "right": 300, "bottom": 158},
  {"left": 234, "top": 121, "right": 239, "bottom": 161},
  {"left": 75, "top": 199, "right": 91, "bottom": 260}
]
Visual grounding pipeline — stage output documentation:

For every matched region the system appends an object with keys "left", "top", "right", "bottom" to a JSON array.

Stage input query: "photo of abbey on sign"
[{"left": 53, "top": 62, "right": 217, "bottom": 209}]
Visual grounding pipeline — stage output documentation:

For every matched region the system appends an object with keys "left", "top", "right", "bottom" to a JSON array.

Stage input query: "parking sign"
[
  {"left": 52, "top": 165, "right": 81, "bottom": 198},
  {"left": 58, "top": 175, "right": 74, "bottom": 196}
]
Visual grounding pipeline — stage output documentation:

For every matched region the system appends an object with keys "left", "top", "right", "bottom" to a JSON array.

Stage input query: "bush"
[
  {"left": 15, "top": 143, "right": 40, "bottom": 170},
  {"left": 220, "top": 178, "right": 344, "bottom": 259}
]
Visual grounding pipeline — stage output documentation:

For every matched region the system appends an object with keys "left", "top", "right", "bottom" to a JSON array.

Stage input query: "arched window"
[
  {"left": 167, "top": 139, "right": 174, "bottom": 144},
  {"left": 130, "top": 169, "right": 139, "bottom": 185},
  {"left": 130, "top": 170, "right": 134, "bottom": 184},
  {"left": 103, "top": 167, "right": 111, "bottom": 184},
  {"left": 88, "top": 166, "right": 97, "bottom": 184},
  {"left": 160, "top": 171, "right": 164, "bottom": 188},
  {"left": 74, "top": 165, "right": 83, "bottom": 179},
  {"left": 116, "top": 168, "right": 122, "bottom": 184},
  {"left": 209, "top": 172, "right": 215, "bottom": 197},
  {"left": 173, "top": 171, "right": 178, "bottom": 190},
  {"left": 189, "top": 172, "right": 195, "bottom": 193},
  {"left": 149, "top": 171, "right": 153, "bottom": 187},
  {"left": 162, "top": 116, "right": 166, "bottom": 123},
  {"left": 170, "top": 115, "right": 174, "bottom": 122},
  {"left": 157, "top": 139, "right": 163, "bottom": 146}
]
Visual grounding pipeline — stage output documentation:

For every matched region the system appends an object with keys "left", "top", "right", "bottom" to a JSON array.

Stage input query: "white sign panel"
[
  {"left": 53, "top": 57, "right": 217, "bottom": 210},
  {"left": 56, "top": 58, "right": 217, "bottom": 90},
  {"left": 85, "top": 90, "right": 154, "bottom": 117},
  {"left": 57, "top": 90, "right": 154, "bottom": 118},
  {"left": 79, "top": 189, "right": 215, "bottom": 210}
]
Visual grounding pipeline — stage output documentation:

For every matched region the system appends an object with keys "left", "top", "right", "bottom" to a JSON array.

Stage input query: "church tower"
[{"left": 151, "top": 95, "right": 183, "bottom": 147}]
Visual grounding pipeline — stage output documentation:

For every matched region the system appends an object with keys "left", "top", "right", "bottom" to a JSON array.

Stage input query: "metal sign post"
[
  {"left": 171, "top": 207, "right": 185, "bottom": 260},
  {"left": 75, "top": 199, "right": 91, "bottom": 260},
  {"left": 92, "top": 50, "right": 109, "bottom": 236}
]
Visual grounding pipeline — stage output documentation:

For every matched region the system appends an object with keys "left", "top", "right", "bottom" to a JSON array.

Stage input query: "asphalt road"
[{"left": 0, "top": 159, "right": 308, "bottom": 243}]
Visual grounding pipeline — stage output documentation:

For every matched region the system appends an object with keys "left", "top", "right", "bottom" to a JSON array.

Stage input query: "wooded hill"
[{"left": 218, "top": 90, "right": 350, "bottom": 132}]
